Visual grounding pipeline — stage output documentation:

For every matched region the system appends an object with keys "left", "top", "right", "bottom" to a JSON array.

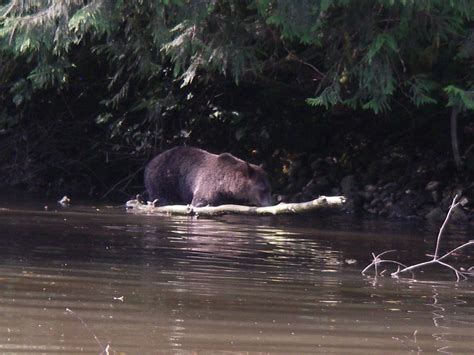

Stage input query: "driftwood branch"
[
  {"left": 125, "top": 196, "right": 346, "bottom": 216},
  {"left": 362, "top": 195, "right": 474, "bottom": 281}
]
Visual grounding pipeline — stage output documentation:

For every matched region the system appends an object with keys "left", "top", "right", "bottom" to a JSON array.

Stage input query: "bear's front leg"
[
  {"left": 191, "top": 179, "right": 222, "bottom": 207},
  {"left": 191, "top": 188, "right": 219, "bottom": 207},
  {"left": 190, "top": 196, "right": 210, "bottom": 207}
]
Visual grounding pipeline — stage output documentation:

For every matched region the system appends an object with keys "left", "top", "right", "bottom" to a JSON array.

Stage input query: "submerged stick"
[
  {"left": 125, "top": 195, "right": 346, "bottom": 216},
  {"left": 66, "top": 308, "right": 110, "bottom": 354}
]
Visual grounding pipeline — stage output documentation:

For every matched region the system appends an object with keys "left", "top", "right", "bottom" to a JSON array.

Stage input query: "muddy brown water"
[{"left": 0, "top": 201, "right": 473, "bottom": 354}]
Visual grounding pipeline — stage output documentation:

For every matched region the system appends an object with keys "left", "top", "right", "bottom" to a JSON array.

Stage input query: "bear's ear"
[{"left": 218, "top": 153, "right": 235, "bottom": 163}]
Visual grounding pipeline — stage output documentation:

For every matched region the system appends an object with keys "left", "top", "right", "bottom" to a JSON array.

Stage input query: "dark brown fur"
[{"left": 144, "top": 146, "right": 272, "bottom": 207}]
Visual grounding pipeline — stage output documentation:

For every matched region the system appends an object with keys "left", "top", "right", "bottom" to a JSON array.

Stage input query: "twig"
[
  {"left": 282, "top": 42, "right": 326, "bottom": 80},
  {"left": 361, "top": 250, "right": 414, "bottom": 278},
  {"left": 434, "top": 196, "right": 460, "bottom": 258}
]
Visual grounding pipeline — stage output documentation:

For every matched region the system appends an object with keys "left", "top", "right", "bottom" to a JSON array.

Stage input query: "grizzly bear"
[{"left": 144, "top": 146, "right": 272, "bottom": 207}]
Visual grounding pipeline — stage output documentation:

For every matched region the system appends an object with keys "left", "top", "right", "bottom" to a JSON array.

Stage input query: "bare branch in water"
[{"left": 362, "top": 195, "right": 474, "bottom": 281}]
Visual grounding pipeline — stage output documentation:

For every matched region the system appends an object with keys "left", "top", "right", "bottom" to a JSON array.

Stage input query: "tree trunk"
[{"left": 451, "top": 105, "right": 463, "bottom": 171}]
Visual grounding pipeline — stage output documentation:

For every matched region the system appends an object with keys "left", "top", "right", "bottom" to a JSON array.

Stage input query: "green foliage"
[
  {"left": 2, "top": 0, "right": 474, "bottom": 120},
  {"left": 253, "top": 0, "right": 474, "bottom": 113},
  {"left": 405, "top": 76, "right": 438, "bottom": 107},
  {"left": 1, "top": 0, "right": 474, "bottom": 194},
  {"left": 0, "top": 0, "right": 474, "bottom": 162},
  {"left": 306, "top": 85, "right": 341, "bottom": 109},
  {"left": 444, "top": 85, "right": 474, "bottom": 110}
]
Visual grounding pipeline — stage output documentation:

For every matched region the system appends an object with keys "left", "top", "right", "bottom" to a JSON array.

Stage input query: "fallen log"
[{"left": 125, "top": 195, "right": 346, "bottom": 216}]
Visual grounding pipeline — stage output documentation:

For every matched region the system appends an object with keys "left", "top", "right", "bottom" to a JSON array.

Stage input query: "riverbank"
[{"left": 274, "top": 150, "right": 473, "bottom": 223}]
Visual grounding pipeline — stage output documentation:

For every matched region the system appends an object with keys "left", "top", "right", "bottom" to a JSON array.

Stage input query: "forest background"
[{"left": 0, "top": 0, "right": 473, "bottom": 220}]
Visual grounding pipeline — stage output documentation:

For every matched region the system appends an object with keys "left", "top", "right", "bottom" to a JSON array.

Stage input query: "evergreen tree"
[{"left": 1, "top": 0, "right": 473, "bottom": 190}]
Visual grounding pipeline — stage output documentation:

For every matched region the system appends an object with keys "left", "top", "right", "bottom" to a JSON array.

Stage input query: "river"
[{"left": 0, "top": 201, "right": 473, "bottom": 354}]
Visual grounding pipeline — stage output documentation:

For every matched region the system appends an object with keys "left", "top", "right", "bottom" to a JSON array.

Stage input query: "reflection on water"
[{"left": 0, "top": 202, "right": 473, "bottom": 353}]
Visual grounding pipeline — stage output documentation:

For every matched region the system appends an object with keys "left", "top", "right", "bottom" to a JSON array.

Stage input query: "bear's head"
[
  {"left": 218, "top": 152, "right": 273, "bottom": 207},
  {"left": 245, "top": 163, "right": 273, "bottom": 207}
]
